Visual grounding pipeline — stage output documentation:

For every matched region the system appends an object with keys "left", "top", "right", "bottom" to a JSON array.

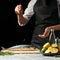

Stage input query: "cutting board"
[{"left": 1, "top": 45, "right": 40, "bottom": 54}]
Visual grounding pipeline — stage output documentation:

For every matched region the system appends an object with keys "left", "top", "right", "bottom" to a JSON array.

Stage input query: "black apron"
[{"left": 31, "top": 0, "right": 60, "bottom": 49}]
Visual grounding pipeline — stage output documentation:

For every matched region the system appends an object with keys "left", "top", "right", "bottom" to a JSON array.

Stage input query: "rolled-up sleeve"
[{"left": 18, "top": 0, "right": 37, "bottom": 26}]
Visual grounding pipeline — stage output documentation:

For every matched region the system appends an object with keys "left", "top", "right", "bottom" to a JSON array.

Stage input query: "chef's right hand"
[
  {"left": 38, "top": 27, "right": 51, "bottom": 38},
  {"left": 15, "top": 4, "right": 23, "bottom": 15}
]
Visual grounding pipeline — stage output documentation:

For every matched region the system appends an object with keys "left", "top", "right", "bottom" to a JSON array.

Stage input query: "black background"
[{"left": 0, "top": 0, "right": 35, "bottom": 49}]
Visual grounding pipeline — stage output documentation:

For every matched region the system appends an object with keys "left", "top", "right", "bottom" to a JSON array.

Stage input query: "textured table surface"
[{"left": 0, "top": 54, "right": 60, "bottom": 60}]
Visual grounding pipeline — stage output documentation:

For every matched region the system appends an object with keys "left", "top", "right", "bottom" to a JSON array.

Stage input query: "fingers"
[
  {"left": 18, "top": 4, "right": 22, "bottom": 11},
  {"left": 15, "top": 4, "right": 23, "bottom": 15},
  {"left": 38, "top": 34, "right": 45, "bottom": 38},
  {"left": 38, "top": 28, "right": 50, "bottom": 38},
  {"left": 38, "top": 31, "right": 49, "bottom": 38}
]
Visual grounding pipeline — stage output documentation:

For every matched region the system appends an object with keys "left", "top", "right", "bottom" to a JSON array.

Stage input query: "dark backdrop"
[{"left": 0, "top": 0, "right": 35, "bottom": 49}]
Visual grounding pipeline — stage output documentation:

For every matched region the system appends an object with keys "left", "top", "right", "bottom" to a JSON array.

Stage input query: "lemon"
[
  {"left": 51, "top": 43, "right": 58, "bottom": 48},
  {"left": 50, "top": 48, "right": 58, "bottom": 53},
  {"left": 47, "top": 46, "right": 53, "bottom": 51},
  {"left": 43, "top": 42, "right": 50, "bottom": 49},
  {"left": 45, "top": 50, "right": 50, "bottom": 53}
]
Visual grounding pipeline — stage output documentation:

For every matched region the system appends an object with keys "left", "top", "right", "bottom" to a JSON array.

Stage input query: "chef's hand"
[
  {"left": 38, "top": 27, "right": 51, "bottom": 38},
  {"left": 15, "top": 4, "right": 23, "bottom": 15}
]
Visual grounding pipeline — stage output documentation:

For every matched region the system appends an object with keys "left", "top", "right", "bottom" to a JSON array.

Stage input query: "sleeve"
[
  {"left": 23, "top": 0, "right": 37, "bottom": 20},
  {"left": 18, "top": 0, "right": 37, "bottom": 26}
]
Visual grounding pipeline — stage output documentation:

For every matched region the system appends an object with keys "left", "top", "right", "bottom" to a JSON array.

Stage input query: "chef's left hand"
[{"left": 38, "top": 27, "right": 51, "bottom": 38}]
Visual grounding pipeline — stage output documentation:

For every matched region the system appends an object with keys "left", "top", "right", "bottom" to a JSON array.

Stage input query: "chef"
[{"left": 15, "top": 0, "right": 60, "bottom": 49}]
